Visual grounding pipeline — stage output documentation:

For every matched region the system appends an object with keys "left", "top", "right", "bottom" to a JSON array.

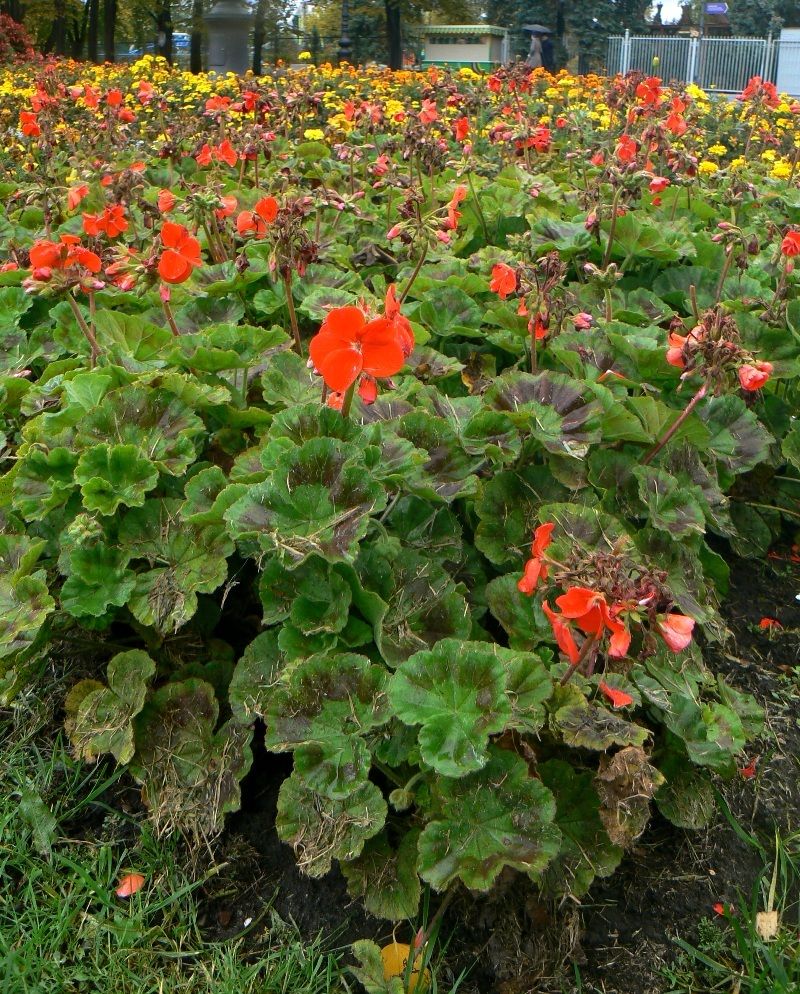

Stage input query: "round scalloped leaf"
[
  {"left": 132, "top": 679, "right": 252, "bottom": 837},
  {"left": 261, "top": 350, "right": 320, "bottom": 408},
  {"left": 505, "top": 650, "right": 554, "bottom": 735},
  {"left": 74, "top": 443, "right": 159, "bottom": 516},
  {"left": 631, "top": 465, "right": 705, "bottom": 539},
  {"left": 228, "top": 631, "right": 284, "bottom": 724},
  {"left": 258, "top": 556, "right": 352, "bottom": 634},
  {"left": 486, "top": 574, "right": 550, "bottom": 650},
  {"left": 65, "top": 650, "right": 156, "bottom": 764},
  {"left": 483, "top": 370, "right": 604, "bottom": 456},
  {"left": 276, "top": 771, "right": 387, "bottom": 878},
  {"left": 698, "top": 396, "right": 774, "bottom": 474},
  {"left": 355, "top": 545, "right": 471, "bottom": 668},
  {"left": 389, "top": 639, "right": 512, "bottom": 777},
  {"left": 595, "top": 746, "right": 664, "bottom": 848},
  {"left": 75, "top": 385, "right": 204, "bottom": 476},
  {"left": 180, "top": 466, "right": 230, "bottom": 525},
  {"left": 474, "top": 465, "right": 568, "bottom": 567},
  {"left": 12, "top": 447, "right": 78, "bottom": 522},
  {"left": 461, "top": 410, "right": 521, "bottom": 463},
  {"left": 60, "top": 543, "right": 136, "bottom": 619},
  {"left": 417, "top": 748, "right": 560, "bottom": 892},
  {"left": 224, "top": 438, "right": 386, "bottom": 566},
  {"left": 0, "top": 570, "right": 54, "bottom": 661},
  {"left": 392, "top": 411, "right": 480, "bottom": 501},
  {"left": 341, "top": 829, "right": 422, "bottom": 921},
  {"left": 655, "top": 767, "right": 716, "bottom": 829},
  {"left": 268, "top": 402, "right": 363, "bottom": 446},
  {"left": 552, "top": 701, "right": 649, "bottom": 750},
  {"left": 263, "top": 652, "right": 390, "bottom": 799},
  {"left": 119, "top": 500, "right": 234, "bottom": 635},
  {"left": 536, "top": 759, "right": 623, "bottom": 898}
]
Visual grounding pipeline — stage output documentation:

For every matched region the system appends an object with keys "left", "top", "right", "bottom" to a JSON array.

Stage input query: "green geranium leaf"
[
  {"left": 418, "top": 748, "right": 560, "bottom": 891},
  {"left": 341, "top": 830, "right": 422, "bottom": 921},
  {"left": 484, "top": 370, "right": 603, "bottom": 456},
  {"left": 0, "top": 571, "right": 54, "bottom": 660},
  {"left": 64, "top": 650, "right": 156, "bottom": 764},
  {"left": 486, "top": 574, "right": 548, "bottom": 649},
  {"left": 655, "top": 757, "right": 716, "bottom": 830},
  {"left": 12, "top": 447, "right": 78, "bottom": 521},
  {"left": 474, "top": 465, "right": 567, "bottom": 567},
  {"left": 92, "top": 311, "right": 174, "bottom": 371},
  {"left": 132, "top": 679, "right": 252, "bottom": 837},
  {"left": 355, "top": 545, "right": 471, "bottom": 667},
  {"left": 349, "top": 941, "right": 406, "bottom": 994},
  {"left": 228, "top": 631, "right": 284, "bottom": 723},
  {"left": 75, "top": 385, "right": 204, "bottom": 476},
  {"left": 552, "top": 701, "right": 649, "bottom": 750},
  {"left": 505, "top": 650, "right": 554, "bottom": 734},
  {"left": 390, "top": 639, "right": 511, "bottom": 777},
  {"left": 393, "top": 411, "right": 479, "bottom": 501},
  {"left": 119, "top": 500, "right": 234, "bottom": 634},
  {"left": 632, "top": 465, "right": 705, "bottom": 538},
  {"left": 225, "top": 438, "right": 386, "bottom": 567},
  {"left": 60, "top": 542, "right": 136, "bottom": 618},
  {"left": 276, "top": 771, "right": 386, "bottom": 877},
  {"left": 263, "top": 652, "right": 389, "bottom": 799},
  {"left": 74, "top": 443, "right": 159, "bottom": 515},
  {"left": 699, "top": 396, "right": 774, "bottom": 474},
  {"left": 536, "top": 759, "right": 623, "bottom": 898},
  {"left": 258, "top": 556, "right": 352, "bottom": 634}
]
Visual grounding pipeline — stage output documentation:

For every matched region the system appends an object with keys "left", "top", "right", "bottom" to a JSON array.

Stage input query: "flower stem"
[
  {"left": 341, "top": 381, "right": 356, "bottom": 418},
  {"left": 466, "top": 171, "right": 489, "bottom": 243},
  {"left": 398, "top": 242, "right": 428, "bottom": 305},
  {"left": 283, "top": 270, "right": 302, "bottom": 354},
  {"left": 162, "top": 296, "right": 180, "bottom": 337},
  {"left": 713, "top": 246, "right": 735, "bottom": 305},
  {"left": 559, "top": 632, "right": 600, "bottom": 687},
  {"left": 601, "top": 185, "right": 623, "bottom": 269},
  {"left": 66, "top": 293, "right": 100, "bottom": 366},
  {"left": 641, "top": 379, "right": 709, "bottom": 466}
]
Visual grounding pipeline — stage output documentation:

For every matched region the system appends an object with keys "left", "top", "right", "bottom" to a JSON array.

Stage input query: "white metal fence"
[{"left": 606, "top": 32, "right": 783, "bottom": 94}]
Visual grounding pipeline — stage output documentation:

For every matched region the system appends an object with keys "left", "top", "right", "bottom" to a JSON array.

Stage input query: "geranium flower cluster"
[
  {"left": 518, "top": 524, "right": 695, "bottom": 680},
  {"left": 666, "top": 308, "right": 773, "bottom": 393},
  {"left": 309, "top": 288, "right": 414, "bottom": 408}
]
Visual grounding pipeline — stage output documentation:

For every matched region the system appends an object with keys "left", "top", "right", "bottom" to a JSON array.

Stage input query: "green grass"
[
  {"left": 0, "top": 686, "right": 349, "bottom": 994},
  {"left": 662, "top": 828, "right": 800, "bottom": 994}
]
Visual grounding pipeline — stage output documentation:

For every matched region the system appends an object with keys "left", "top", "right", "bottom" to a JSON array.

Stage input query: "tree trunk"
[
  {"left": 190, "top": 0, "right": 203, "bottom": 72},
  {"left": 156, "top": 0, "right": 173, "bottom": 63},
  {"left": 103, "top": 0, "right": 116, "bottom": 61},
  {"left": 385, "top": 0, "right": 401, "bottom": 70},
  {"left": 252, "top": 0, "right": 267, "bottom": 73},
  {"left": 88, "top": 0, "right": 99, "bottom": 62}
]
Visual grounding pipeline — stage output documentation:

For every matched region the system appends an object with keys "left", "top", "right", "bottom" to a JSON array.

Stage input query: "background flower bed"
[{"left": 0, "top": 56, "right": 799, "bottom": 992}]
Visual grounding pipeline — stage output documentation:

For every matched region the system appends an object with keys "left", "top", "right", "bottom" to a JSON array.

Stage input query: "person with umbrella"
[{"left": 523, "top": 24, "right": 552, "bottom": 71}]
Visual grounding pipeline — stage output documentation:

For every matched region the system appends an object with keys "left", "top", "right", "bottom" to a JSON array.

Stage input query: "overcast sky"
[{"left": 659, "top": 0, "right": 684, "bottom": 22}]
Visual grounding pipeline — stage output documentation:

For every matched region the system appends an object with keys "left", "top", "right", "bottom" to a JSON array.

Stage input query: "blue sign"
[{"left": 705, "top": 2, "right": 729, "bottom": 13}]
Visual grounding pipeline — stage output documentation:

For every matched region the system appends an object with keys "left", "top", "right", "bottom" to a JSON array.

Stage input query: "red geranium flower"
[
  {"left": 490, "top": 262, "right": 517, "bottom": 299},
  {"left": 384, "top": 284, "right": 415, "bottom": 357},
  {"left": 649, "top": 176, "right": 670, "bottom": 193},
  {"left": 19, "top": 111, "right": 40, "bottom": 137},
  {"left": 309, "top": 306, "right": 405, "bottom": 393},
  {"left": 738, "top": 361, "right": 773, "bottom": 391},
  {"left": 781, "top": 230, "right": 800, "bottom": 257},
  {"left": 236, "top": 196, "right": 278, "bottom": 236},
  {"left": 657, "top": 612, "right": 695, "bottom": 652},
  {"left": 616, "top": 135, "right": 638, "bottom": 163},
  {"left": 517, "top": 522, "right": 554, "bottom": 595},
  {"left": 598, "top": 682, "right": 634, "bottom": 709},
  {"left": 157, "top": 221, "right": 202, "bottom": 284},
  {"left": 454, "top": 116, "right": 469, "bottom": 142},
  {"left": 542, "top": 600, "right": 581, "bottom": 664},
  {"left": 157, "top": 189, "right": 177, "bottom": 213},
  {"left": 67, "top": 184, "right": 90, "bottom": 210}
]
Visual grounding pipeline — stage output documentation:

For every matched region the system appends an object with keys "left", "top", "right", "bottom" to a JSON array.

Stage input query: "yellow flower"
[
  {"left": 698, "top": 161, "right": 719, "bottom": 175},
  {"left": 761, "top": 149, "right": 777, "bottom": 162},
  {"left": 707, "top": 144, "right": 727, "bottom": 156},
  {"left": 303, "top": 128, "right": 325, "bottom": 140},
  {"left": 298, "top": 51, "right": 312, "bottom": 60},
  {"left": 771, "top": 160, "right": 793, "bottom": 179}
]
